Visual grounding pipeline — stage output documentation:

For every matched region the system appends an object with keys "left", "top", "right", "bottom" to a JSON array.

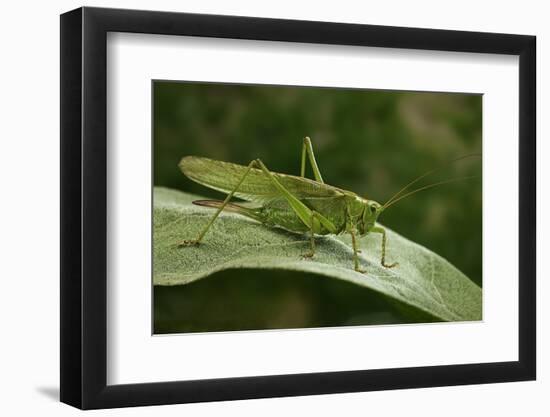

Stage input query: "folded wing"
[{"left": 179, "top": 156, "right": 344, "bottom": 203}]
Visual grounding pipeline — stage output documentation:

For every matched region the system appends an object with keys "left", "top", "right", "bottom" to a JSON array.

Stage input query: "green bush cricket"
[{"left": 177, "top": 137, "right": 478, "bottom": 273}]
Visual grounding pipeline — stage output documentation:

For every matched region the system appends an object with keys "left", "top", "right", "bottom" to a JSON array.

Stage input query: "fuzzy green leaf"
[{"left": 154, "top": 187, "right": 481, "bottom": 322}]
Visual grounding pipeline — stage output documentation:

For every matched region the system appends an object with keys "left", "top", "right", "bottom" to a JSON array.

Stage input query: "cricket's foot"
[
  {"left": 177, "top": 239, "right": 200, "bottom": 248},
  {"left": 301, "top": 251, "right": 315, "bottom": 259},
  {"left": 382, "top": 261, "right": 398, "bottom": 269},
  {"left": 355, "top": 267, "right": 367, "bottom": 274}
]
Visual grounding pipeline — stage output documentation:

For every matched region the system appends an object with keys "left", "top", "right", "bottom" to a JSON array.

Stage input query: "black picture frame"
[{"left": 60, "top": 6, "right": 536, "bottom": 410}]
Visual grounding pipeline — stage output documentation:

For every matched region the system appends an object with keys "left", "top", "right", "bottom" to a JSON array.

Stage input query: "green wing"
[{"left": 179, "top": 156, "right": 345, "bottom": 203}]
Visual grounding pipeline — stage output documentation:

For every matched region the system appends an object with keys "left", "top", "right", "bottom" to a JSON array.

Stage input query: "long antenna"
[
  {"left": 382, "top": 176, "right": 479, "bottom": 210},
  {"left": 383, "top": 153, "right": 481, "bottom": 208}
]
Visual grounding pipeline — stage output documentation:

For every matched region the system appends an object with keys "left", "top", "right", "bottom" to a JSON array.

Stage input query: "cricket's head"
[{"left": 360, "top": 200, "right": 383, "bottom": 234}]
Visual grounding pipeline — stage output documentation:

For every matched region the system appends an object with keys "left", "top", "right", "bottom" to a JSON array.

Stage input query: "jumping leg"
[
  {"left": 255, "top": 159, "right": 336, "bottom": 234},
  {"left": 300, "top": 136, "right": 324, "bottom": 183},
  {"left": 254, "top": 158, "right": 338, "bottom": 259}
]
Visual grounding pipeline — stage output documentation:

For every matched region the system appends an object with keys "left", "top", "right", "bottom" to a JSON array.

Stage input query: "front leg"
[
  {"left": 371, "top": 226, "right": 398, "bottom": 268},
  {"left": 345, "top": 203, "right": 365, "bottom": 273},
  {"left": 349, "top": 228, "right": 366, "bottom": 273}
]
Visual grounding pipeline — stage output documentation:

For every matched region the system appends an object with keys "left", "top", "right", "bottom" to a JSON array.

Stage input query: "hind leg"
[{"left": 300, "top": 136, "right": 325, "bottom": 183}]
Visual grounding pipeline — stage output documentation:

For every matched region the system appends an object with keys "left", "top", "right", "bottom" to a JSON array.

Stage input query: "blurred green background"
[{"left": 153, "top": 81, "right": 482, "bottom": 334}]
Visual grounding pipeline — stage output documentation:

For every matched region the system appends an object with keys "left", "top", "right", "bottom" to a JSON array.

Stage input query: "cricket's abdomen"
[
  {"left": 193, "top": 197, "right": 348, "bottom": 235},
  {"left": 258, "top": 203, "right": 309, "bottom": 233},
  {"left": 192, "top": 199, "right": 311, "bottom": 233},
  {"left": 258, "top": 197, "right": 347, "bottom": 235}
]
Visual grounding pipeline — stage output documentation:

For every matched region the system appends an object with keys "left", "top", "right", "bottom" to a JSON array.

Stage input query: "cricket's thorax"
[{"left": 344, "top": 194, "right": 368, "bottom": 234}]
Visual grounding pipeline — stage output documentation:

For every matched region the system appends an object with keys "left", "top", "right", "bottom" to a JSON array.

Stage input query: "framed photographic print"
[{"left": 60, "top": 6, "right": 536, "bottom": 409}]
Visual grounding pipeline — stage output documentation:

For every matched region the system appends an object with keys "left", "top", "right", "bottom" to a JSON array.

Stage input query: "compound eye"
[{"left": 370, "top": 205, "right": 376, "bottom": 213}]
